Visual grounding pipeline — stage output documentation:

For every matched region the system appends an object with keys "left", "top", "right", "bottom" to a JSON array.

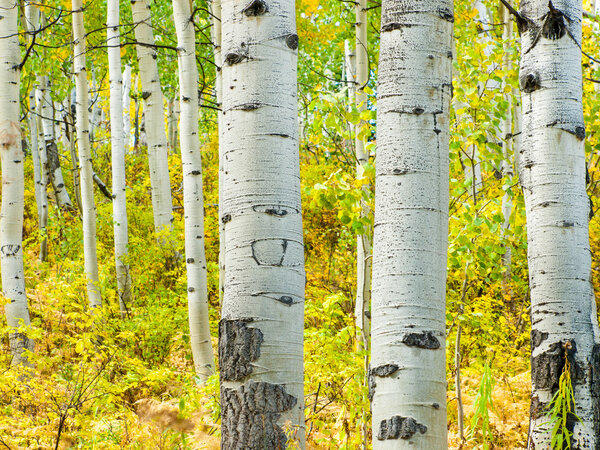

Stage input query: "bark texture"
[
  {"left": 131, "top": 0, "right": 173, "bottom": 233},
  {"left": 108, "top": 0, "right": 131, "bottom": 314},
  {"left": 219, "top": 0, "right": 305, "bottom": 446},
  {"left": 73, "top": 0, "right": 102, "bottom": 308},
  {"left": 0, "top": 0, "right": 34, "bottom": 364},
  {"left": 371, "top": 1, "right": 452, "bottom": 447},
  {"left": 519, "top": 0, "right": 600, "bottom": 447},
  {"left": 172, "top": 0, "right": 216, "bottom": 382}
]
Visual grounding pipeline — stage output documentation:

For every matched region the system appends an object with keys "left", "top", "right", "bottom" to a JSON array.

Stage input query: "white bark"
[
  {"left": 172, "top": 0, "right": 216, "bottom": 383},
  {"left": 0, "top": 0, "right": 34, "bottom": 365},
  {"left": 371, "top": 0, "right": 452, "bottom": 447},
  {"left": 501, "top": 2, "right": 514, "bottom": 291},
  {"left": 353, "top": 0, "right": 371, "bottom": 352},
  {"left": 519, "top": 0, "right": 600, "bottom": 446},
  {"left": 108, "top": 0, "right": 131, "bottom": 315},
  {"left": 122, "top": 65, "right": 132, "bottom": 150},
  {"left": 219, "top": 0, "right": 305, "bottom": 446},
  {"left": 130, "top": 0, "right": 174, "bottom": 233},
  {"left": 73, "top": 0, "right": 102, "bottom": 308},
  {"left": 167, "top": 97, "right": 179, "bottom": 151},
  {"left": 39, "top": 76, "right": 73, "bottom": 211},
  {"left": 35, "top": 89, "right": 49, "bottom": 261}
]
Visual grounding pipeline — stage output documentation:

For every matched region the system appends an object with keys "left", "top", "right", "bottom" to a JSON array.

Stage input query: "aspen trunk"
[
  {"left": 122, "top": 65, "right": 132, "bottom": 151},
  {"left": 35, "top": 89, "right": 50, "bottom": 261},
  {"left": 219, "top": 0, "right": 305, "bottom": 446},
  {"left": 371, "top": 0, "right": 452, "bottom": 447},
  {"left": 0, "top": 0, "right": 34, "bottom": 365},
  {"left": 172, "top": 0, "right": 216, "bottom": 383},
  {"left": 73, "top": 0, "right": 102, "bottom": 308},
  {"left": 130, "top": 0, "right": 174, "bottom": 233},
  {"left": 519, "top": 0, "right": 600, "bottom": 446},
  {"left": 108, "top": 0, "right": 132, "bottom": 315}
]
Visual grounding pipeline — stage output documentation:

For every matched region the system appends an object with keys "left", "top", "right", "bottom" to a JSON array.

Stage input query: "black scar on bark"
[
  {"left": 402, "top": 331, "right": 440, "bottom": 349},
  {"left": 438, "top": 7, "right": 454, "bottom": 22},
  {"left": 242, "top": 0, "right": 268, "bottom": 16},
  {"left": 591, "top": 344, "right": 600, "bottom": 426},
  {"left": 531, "top": 330, "right": 548, "bottom": 350},
  {"left": 225, "top": 50, "right": 248, "bottom": 66},
  {"left": 1, "top": 244, "right": 21, "bottom": 257},
  {"left": 520, "top": 72, "right": 540, "bottom": 93},
  {"left": 141, "top": 91, "right": 151, "bottom": 100},
  {"left": 530, "top": 394, "right": 547, "bottom": 420},
  {"left": 531, "top": 340, "right": 582, "bottom": 392},
  {"left": 378, "top": 416, "right": 427, "bottom": 440},
  {"left": 253, "top": 205, "right": 294, "bottom": 216},
  {"left": 541, "top": 2, "right": 567, "bottom": 40},
  {"left": 285, "top": 34, "right": 299, "bottom": 50},
  {"left": 219, "top": 319, "right": 264, "bottom": 381},
  {"left": 575, "top": 126, "right": 586, "bottom": 140},
  {"left": 232, "top": 102, "right": 262, "bottom": 111},
  {"left": 221, "top": 381, "right": 297, "bottom": 450},
  {"left": 368, "top": 364, "right": 399, "bottom": 401},
  {"left": 381, "top": 23, "right": 413, "bottom": 32},
  {"left": 222, "top": 213, "right": 231, "bottom": 224}
]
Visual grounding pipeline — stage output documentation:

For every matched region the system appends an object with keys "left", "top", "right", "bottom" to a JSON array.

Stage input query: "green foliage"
[{"left": 468, "top": 363, "right": 495, "bottom": 448}]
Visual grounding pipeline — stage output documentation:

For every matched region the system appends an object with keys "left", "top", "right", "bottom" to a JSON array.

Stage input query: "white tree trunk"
[
  {"left": 172, "top": 0, "right": 216, "bottom": 383},
  {"left": 39, "top": 76, "right": 73, "bottom": 211},
  {"left": 0, "top": 0, "right": 34, "bottom": 365},
  {"left": 35, "top": 89, "right": 50, "bottom": 261},
  {"left": 122, "top": 65, "right": 132, "bottom": 151},
  {"left": 353, "top": 0, "right": 372, "bottom": 353},
  {"left": 501, "top": 2, "right": 514, "bottom": 292},
  {"left": 219, "top": 0, "right": 305, "bottom": 446},
  {"left": 108, "top": 0, "right": 131, "bottom": 315},
  {"left": 167, "top": 97, "right": 179, "bottom": 151},
  {"left": 371, "top": 0, "right": 452, "bottom": 447},
  {"left": 130, "top": 0, "right": 174, "bottom": 233},
  {"left": 73, "top": 0, "right": 102, "bottom": 308},
  {"left": 519, "top": 0, "right": 600, "bottom": 446}
]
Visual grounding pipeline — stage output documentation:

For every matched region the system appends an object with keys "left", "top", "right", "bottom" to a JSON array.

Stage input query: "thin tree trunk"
[
  {"left": 219, "top": 0, "right": 305, "bottom": 446},
  {"left": 122, "top": 65, "right": 132, "bottom": 151},
  {"left": 72, "top": 0, "right": 102, "bottom": 308},
  {"left": 108, "top": 0, "right": 132, "bottom": 315},
  {"left": 173, "top": 0, "right": 216, "bottom": 383},
  {"left": 130, "top": 0, "right": 173, "bottom": 233},
  {"left": 371, "top": 0, "right": 452, "bottom": 447},
  {"left": 0, "top": 0, "right": 34, "bottom": 365},
  {"left": 354, "top": 0, "right": 371, "bottom": 354},
  {"left": 35, "top": 89, "right": 50, "bottom": 261},
  {"left": 519, "top": 0, "right": 600, "bottom": 446}
]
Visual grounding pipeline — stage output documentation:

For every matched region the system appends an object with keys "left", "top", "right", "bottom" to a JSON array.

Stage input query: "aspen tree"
[
  {"left": 73, "top": 0, "right": 102, "bottom": 308},
  {"left": 108, "top": 0, "right": 131, "bottom": 314},
  {"left": 130, "top": 0, "right": 174, "bottom": 233},
  {"left": 172, "top": 0, "right": 216, "bottom": 383},
  {"left": 371, "top": 0, "right": 452, "bottom": 447},
  {"left": 219, "top": 0, "right": 305, "bottom": 446},
  {"left": 0, "top": 0, "right": 34, "bottom": 364},
  {"left": 353, "top": 0, "right": 371, "bottom": 353},
  {"left": 122, "top": 65, "right": 132, "bottom": 150},
  {"left": 516, "top": 0, "right": 600, "bottom": 445}
]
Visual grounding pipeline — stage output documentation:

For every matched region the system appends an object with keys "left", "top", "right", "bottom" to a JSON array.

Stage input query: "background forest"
[{"left": 2, "top": 0, "right": 600, "bottom": 448}]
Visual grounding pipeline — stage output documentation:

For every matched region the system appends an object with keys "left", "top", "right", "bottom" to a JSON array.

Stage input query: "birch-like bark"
[
  {"left": 209, "top": 0, "right": 225, "bottom": 305},
  {"left": 354, "top": 0, "right": 372, "bottom": 353},
  {"left": 501, "top": 2, "right": 514, "bottom": 294},
  {"left": 172, "top": 0, "right": 216, "bottom": 383},
  {"left": 39, "top": 76, "right": 73, "bottom": 211},
  {"left": 73, "top": 0, "right": 102, "bottom": 308},
  {"left": 35, "top": 90, "right": 50, "bottom": 260},
  {"left": 219, "top": 0, "right": 305, "bottom": 446},
  {"left": 122, "top": 65, "right": 132, "bottom": 150},
  {"left": 519, "top": 0, "right": 600, "bottom": 446},
  {"left": 167, "top": 97, "right": 179, "bottom": 151},
  {"left": 371, "top": 0, "right": 452, "bottom": 447},
  {"left": 108, "top": 0, "right": 131, "bottom": 315},
  {"left": 130, "top": 0, "right": 173, "bottom": 233},
  {"left": 0, "top": 0, "right": 34, "bottom": 365}
]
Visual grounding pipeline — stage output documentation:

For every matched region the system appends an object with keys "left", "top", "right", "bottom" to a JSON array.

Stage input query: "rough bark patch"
[
  {"left": 531, "top": 340, "right": 580, "bottom": 391},
  {"left": 402, "top": 331, "right": 440, "bottom": 349},
  {"left": 520, "top": 72, "right": 540, "bottom": 93},
  {"left": 368, "top": 364, "right": 399, "bottom": 401},
  {"left": 252, "top": 204, "right": 297, "bottom": 216},
  {"left": 531, "top": 330, "right": 548, "bottom": 350},
  {"left": 221, "top": 381, "right": 297, "bottom": 449},
  {"left": 378, "top": 415, "right": 427, "bottom": 440},
  {"left": 242, "top": 0, "right": 268, "bottom": 16},
  {"left": 541, "top": 5, "right": 566, "bottom": 40},
  {"left": 591, "top": 343, "right": 600, "bottom": 427},
  {"left": 219, "top": 319, "right": 263, "bottom": 381},
  {"left": 381, "top": 22, "right": 413, "bottom": 32},
  {"left": 285, "top": 34, "right": 299, "bottom": 50}
]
